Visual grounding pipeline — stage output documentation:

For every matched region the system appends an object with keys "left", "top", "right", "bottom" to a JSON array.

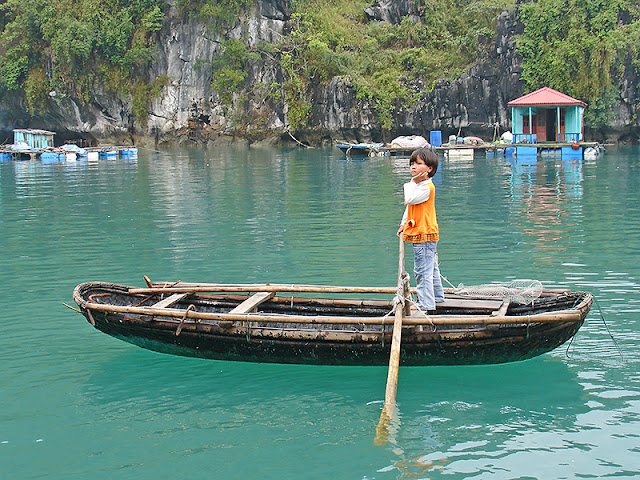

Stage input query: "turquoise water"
[{"left": 1, "top": 146, "right": 639, "bottom": 479}]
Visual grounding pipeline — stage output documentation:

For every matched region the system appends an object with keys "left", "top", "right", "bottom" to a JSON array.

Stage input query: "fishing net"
[{"left": 453, "top": 279, "right": 543, "bottom": 305}]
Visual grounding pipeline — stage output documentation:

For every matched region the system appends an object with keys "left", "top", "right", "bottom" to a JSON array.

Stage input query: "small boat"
[
  {"left": 71, "top": 280, "right": 592, "bottom": 366},
  {"left": 583, "top": 146, "right": 601, "bottom": 160},
  {"left": 336, "top": 142, "right": 385, "bottom": 156},
  {"left": 61, "top": 144, "right": 88, "bottom": 157},
  {"left": 100, "top": 150, "right": 117, "bottom": 158}
]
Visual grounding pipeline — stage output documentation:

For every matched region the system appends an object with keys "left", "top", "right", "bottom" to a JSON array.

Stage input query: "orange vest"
[{"left": 403, "top": 181, "right": 439, "bottom": 243}]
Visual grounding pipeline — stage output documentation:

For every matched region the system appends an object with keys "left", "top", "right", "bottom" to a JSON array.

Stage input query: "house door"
[
  {"left": 546, "top": 109, "right": 556, "bottom": 142},
  {"left": 537, "top": 112, "right": 547, "bottom": 142}
]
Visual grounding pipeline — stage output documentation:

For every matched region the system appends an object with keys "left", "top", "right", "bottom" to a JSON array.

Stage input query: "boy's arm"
[
  {"left": 403, "top": 180, "right": 431, "bottom": 205},
  {"left": 397, "top": 206, "right": 408, "bottom": 237}
]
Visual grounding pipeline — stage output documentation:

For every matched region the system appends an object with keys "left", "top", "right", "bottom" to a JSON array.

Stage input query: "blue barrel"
[
  {"left": 41, "top": 152, "right": 63, "bottom": 163},
  {"left": 430, "top": 131, "right": 442, "bottom": 147}
]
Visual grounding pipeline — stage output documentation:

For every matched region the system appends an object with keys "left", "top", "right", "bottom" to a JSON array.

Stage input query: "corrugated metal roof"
[
  {"left": 13, "top": 129, "right": 56, "bottom": 135},
  {"left": 507, "top": 87, "right": 587, "bottom": 107}
]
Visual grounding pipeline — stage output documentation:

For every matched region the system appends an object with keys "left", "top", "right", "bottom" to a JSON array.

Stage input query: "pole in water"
[{"left": 375, "top": 235, "right": 406, "bottom": 445}]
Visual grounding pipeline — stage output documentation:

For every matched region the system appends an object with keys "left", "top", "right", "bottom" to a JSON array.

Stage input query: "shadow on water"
[
  {"left": 377, "top": 359, "right": 591, "bottom": 478},
  {"left": 79, "top": 348, "right": 588, "bottom": 478}
]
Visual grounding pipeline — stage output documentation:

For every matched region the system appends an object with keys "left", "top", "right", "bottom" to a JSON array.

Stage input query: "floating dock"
[
  {"left": 338, "top": 141, "right": 602, "bottom": 160},
  {"left": 0, "top": 145, "right": 138, "bottom": 162}
]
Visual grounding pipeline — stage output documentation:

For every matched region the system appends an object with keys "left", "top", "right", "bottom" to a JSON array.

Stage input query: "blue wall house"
[
  {"left": 13, "top": 129, "right": 55, "bottom": 149},
  {"left": 508, "top": 87, "right": 586, "bottom": 144}
]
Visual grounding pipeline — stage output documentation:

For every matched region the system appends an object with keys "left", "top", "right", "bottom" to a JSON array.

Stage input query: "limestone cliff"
[{"left": 1, "top": 0, "right": 637, "bottom": 146}]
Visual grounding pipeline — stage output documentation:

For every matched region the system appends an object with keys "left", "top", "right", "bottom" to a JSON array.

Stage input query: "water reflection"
[
  {"left": 507, "top": 158, "right": 584, "bottom": 265},
  {"left": 134, "top": 147, "right": 404, "bottom": 285},
  {"left": 2, "top": 146, "right": 640, "bottom": 480},
  {"left": 377, "top": 359, "right": 638, "bottom": 479}
]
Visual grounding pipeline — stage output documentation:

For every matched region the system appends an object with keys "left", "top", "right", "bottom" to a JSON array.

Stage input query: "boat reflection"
[
  {"left": 380, "top": 358, "right": 587, "bottom": 478},
  {"left": 508, "top": 158, "right": 584, "bottom": 262}
]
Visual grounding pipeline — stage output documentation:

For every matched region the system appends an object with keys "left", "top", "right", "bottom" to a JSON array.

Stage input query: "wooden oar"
[
  {"left": 375, "top": 235, "right": 407, "bottom": 445},
  {"left": 130, "top": 284, "right": 402, "bottom": 294}
]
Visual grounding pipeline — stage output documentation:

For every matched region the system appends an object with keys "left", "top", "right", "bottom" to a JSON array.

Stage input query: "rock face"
[
  {"left": 147, "top": 1, "right": 290, "bottom": 146},
  {"left": 413, "top": 9, "right": 527, "bottom": 138},
  {"left": 306, "top": 7, "right": 527, "bottom": 143},
  {"left": 364, "top": 0, "right": 421, "bottom": 23},
  {"left": 0, "top": 0, "right": 637, "bottom": 145},
  {"left": 613, "top": 55, "right": 640, "bottom": 143}
]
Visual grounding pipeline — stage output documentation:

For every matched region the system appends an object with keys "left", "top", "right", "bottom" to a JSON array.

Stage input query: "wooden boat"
[
  {"left": 336, "top": 142, "right": 385, "bottom": 156},
  {"left": 71, "top": 280, "right": 592, "bottom": 366}
]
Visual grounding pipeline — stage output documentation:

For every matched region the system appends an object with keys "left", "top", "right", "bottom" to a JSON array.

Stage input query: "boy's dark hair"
[{"left": 409, "top": 148, "right": 438, "bottom": 177}]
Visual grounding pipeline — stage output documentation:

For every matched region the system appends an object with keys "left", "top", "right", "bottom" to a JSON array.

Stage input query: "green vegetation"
[
  {"left": 0, "top": 0, "right": 513, "bottom": 129},
  {"left": 273, "top": 0, "right": 514, "bottom": 129},
  {"left": 0, "top": 0, "right": 166, "bottom": 115},
  {"left": 8, "top": 0, "right": 638, "bottom": 133},
  {"left": 517, "top": 0, "right": 640, "bottom": 128},
  {"left": 211, "top": 0, "right": 515, "bottom": 130},
  {"left": 211, "top": 39, "right": 260, "bottom": 108},
  {"left": 132, "top": 75, "right": 170, "bottom": 125},
  {"left": 176, "top": 0, "right": 252, "bottom": 31}
]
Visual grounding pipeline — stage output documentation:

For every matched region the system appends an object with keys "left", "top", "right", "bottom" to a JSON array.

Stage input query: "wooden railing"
[
  {"left": 513, "top": 133, "right": 537, "bottom": 144},
  {"left": 558, "top": 132, "right": 580, "bottom": 143}
]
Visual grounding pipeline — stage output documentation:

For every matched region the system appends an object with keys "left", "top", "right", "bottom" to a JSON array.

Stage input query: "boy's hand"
[
  {"left": 412, "top": 171, "right": 429, "bottom": 183},
  {"left": 397, "top": 225, "right": 404, "bottom": 237}
]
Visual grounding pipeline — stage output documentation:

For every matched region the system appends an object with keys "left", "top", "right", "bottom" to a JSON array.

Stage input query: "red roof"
[{"left": 508, "top": 87, "right": 586, "bottom": 107}]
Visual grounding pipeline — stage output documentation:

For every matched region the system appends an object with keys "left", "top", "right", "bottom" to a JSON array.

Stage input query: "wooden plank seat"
[
  {"left": 152, "top": 293, "right": 190, "bottom": 308},
  {"left": 408, "top": 298, "right": 505, "bottom": 319},
  {"left": 229, "top": 291, "right": 275, "bottom": 314},
  {"left": 491, "top": 300, "right": 511, "bottom": 317},
  {"left": 436, "top": 298, "right": 504, "bottom": 310},
  {"left": 218, "top": 292, "right": 276, "bottom": 329}
]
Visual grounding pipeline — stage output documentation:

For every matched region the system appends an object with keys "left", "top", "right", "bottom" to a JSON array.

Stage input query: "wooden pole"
[
  {"left": 130, "top": 284, "right": 402, "bottom": 295},
  {"left": 145, "top": 282, "right": 568, "bottom": 297},
  {"left": 375, "top": 236, "right": 406, "bottom": 445},
  {"left": 79, "top": 301, "right": 583, "bottom": 325}
]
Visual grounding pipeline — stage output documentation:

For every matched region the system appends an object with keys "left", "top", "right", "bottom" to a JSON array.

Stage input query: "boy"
[{"left": 396, "top": 148, "right": 444, "bottom": 313}]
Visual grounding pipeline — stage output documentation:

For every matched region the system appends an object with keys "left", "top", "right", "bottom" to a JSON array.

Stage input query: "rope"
[
  {"left": 564, "top": 295, "right": 624, "bottom": 362},
  {"left": 594, "top": 296, "right": 624, "bottom": 362},
  {"left": 440, "top": 273, "right": 456, "bottom": 289},
  {"left": 380, "top": 293, "right": 407, "bottom": 347},
  {"left": 288, "top": 131, "right": 312, "bottom": 148},
  {"left": 406, "top": 296, "right": 436, "bottom": 330},
  {"left": 176, "top": 304, "right": 195, "bottom": 336}
]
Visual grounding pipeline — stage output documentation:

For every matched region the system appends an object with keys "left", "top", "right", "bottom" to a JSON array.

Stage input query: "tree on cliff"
[
  {"left": 0, "top": 0, "right": 165, "bottom": 117},
  {"left": 0, "top": 0, "right": 638, "bottom": 135},
  {"left": 517, "top": 0, "right": 640, "bottom": 129}
]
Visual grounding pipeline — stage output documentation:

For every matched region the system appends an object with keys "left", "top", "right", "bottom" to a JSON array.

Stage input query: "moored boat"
[
  {"left": 72, "top": 280, "right": 592, "bottom": 366},
  {"left": 336, "top": 142, "right": 385, "bottom": 156}
]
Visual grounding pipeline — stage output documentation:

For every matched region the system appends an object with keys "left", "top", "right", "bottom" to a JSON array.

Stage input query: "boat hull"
[
  {"left": 73, "top": 282, "right": 592, "bottom": 366},
  {"left": 87, "top": 311, "right": 583, "bottom": 366}
]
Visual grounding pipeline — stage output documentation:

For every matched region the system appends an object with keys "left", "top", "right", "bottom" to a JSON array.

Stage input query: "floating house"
[
  {"left": 13, "top": 129, "right": 55, "bottom": 149},
  {"left": 508, "top": 87, "right": 586, "bottom": 144}
]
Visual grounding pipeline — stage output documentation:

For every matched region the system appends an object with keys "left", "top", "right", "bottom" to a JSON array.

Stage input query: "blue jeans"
[{"left": 413, "top": 241, "right": 444, "bottom": 310}]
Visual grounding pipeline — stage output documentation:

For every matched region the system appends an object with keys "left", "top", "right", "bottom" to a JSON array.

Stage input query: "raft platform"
[
  {"left": 338, "top": 142, "right": 603, "bottom": 160},
  {"left": 0, "top": 145, "right": 138, "bottom": 162}
]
